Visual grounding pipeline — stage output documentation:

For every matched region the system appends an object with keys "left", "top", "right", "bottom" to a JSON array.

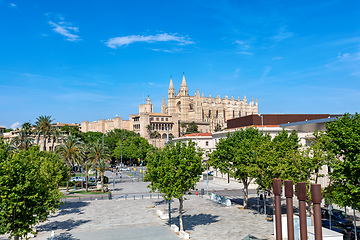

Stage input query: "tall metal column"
[
  {"left": 297, "top": 182, "right": 307, "bottom": 240},
  {"left": 311, "top": 184, "right": 322, "bottom": 240},
  {"left": 273, "top": 178, "right": 282, "bottom": 240},
  {"left": 285, "top": 180, "right": 294, "bottom": 240}
]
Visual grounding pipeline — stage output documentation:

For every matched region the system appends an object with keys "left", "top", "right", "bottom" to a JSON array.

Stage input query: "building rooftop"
[{"left": 181, "top": 133, "right": 212, "bottom": 137}]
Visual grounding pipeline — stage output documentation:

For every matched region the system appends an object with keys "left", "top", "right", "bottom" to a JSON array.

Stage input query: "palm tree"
[
  {"left": 146, "top": 124, "right": 152, "bottom": 139},
  {"left": 90, "top": 140, "right": 109, "bottom": 181},
  {"left": 35, "top": 115, "right": 53, "bottom": 151},
  {"left": 97, "top": 159, "right": 110, "bottom": 192},
  {"left": 56, "top": 135, "right": 83, "bottom": 191},
  {"left": 152, "top": 131, "right": 160, "bottom": 147},
  {"left": 79, "top": 143, "right": 94, "bottom": 192},
  {"left": 51, "top": 128, "right": 62, "bottom": 152},
  {"left": 10, "top": 130, "right": 33, "bottom": 150},
  {"left": 180, "top": 122, "right": 187, "bottom": 136}
]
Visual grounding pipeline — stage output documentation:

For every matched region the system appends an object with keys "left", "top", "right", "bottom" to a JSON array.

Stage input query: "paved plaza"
[
  {"left": 29, "top": 195, "right": 274, "bottom": 240},
  {"left": 0, "top": 173, "right": 274, "bottom": 240}
]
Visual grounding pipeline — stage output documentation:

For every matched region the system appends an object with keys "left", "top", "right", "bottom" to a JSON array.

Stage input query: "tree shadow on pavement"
[
  {"left": 38, "top": 219, "right": 91, "bottom": 232},
  {"left": 53, "top": 201, "right": 90, "bottom": 217},
  {"left": 231, "top": 197, "right": 277, "bottom": 215},
  {"left": 171, "top": 214, "right": 219, "bottom": 231},
  {"left": 47, "top": 232, "right": 80, "bottom": 240}
]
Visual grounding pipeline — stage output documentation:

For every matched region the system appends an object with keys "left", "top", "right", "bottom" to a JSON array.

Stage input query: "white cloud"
[
  {"left": 336, "top": 52, "right": 360, "bottom": 62},
  {"left": 10, "top": 122, "right": 21, "bottom": 129},
  {"left": 234, "top": 40, "right": 246, "bottom": 45},
  {"left": 325, "top": 51, "right": 360, "bottom": 76},
  {"left": 261, "top": 66, "right": 272, "bottom": 80},
  {"left": 48, "top": 20, "right": 81, "bottom": 41},
  {"left": 238, "top": 51, "right": 253, "bottom": 55},
  {"left": 151, "top": 48, "right": 172, "bottom": 53},
  {"left": 105, "top": 33, "right": 194, "bottom": 49},
  {"left": 271, "top": 26, "right": 293, "bottom": 42},
  {"left": 10, "top": 3, "right": 16, "bottom": 7},
  {"left": 272, "top": 57, "right": 282, "bottom": 60}
]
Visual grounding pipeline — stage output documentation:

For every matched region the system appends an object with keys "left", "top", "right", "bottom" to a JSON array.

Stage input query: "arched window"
[
  {"left": 176, "top": 101, "right": 181, "bottom": 113},
  {"left": 208, "top": 110, "right": 211, "bottom": 118}
]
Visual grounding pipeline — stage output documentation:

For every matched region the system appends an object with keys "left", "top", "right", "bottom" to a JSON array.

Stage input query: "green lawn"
[
  {"left": 71, "top": 190, "right": 107, "bottom": 195},
  {"left": 71, "top": 173, "right": 95, "bottom": 177}
]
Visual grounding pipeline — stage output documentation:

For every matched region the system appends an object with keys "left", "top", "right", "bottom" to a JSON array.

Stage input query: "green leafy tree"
[
  {"left": 60, "top": 124, "right": 71, "bottom": 135},
  {"left": 113, "top": 135, "right": 152, "bottom": 165},
  {"left": 91, "top": 129, "right": 139, "bottom": 162},
  {"left": 180, "top": 122, "right": 187, "bottom": 136},
  {"left": 294, "top": 131, "right": 333, "bottom": 216},
  {"left": 146, "top": 141, "right": 204, "bottom": 231},
  {"left": 186, "top": 121, "right": 199, "bottom": 134},
  {"left": 0, "top": 147, "right": 63, "bottom": 240},
  {"left": 0, "top": 139, "right": 12, "bottom": 160},
  {"left": 323, "top": 113, "right": 360, "bottom": 210},
  {"left": 81, "top": 131, "right": 103, "bottom": 144},
  {"left": 4, "top": 128, "right": 14, "bottom": 133},
  {"left": 214, "top": 123, "right": 222, "bottom": 132},
  {"left": 69, "top": 126, "right": 82, "bottom": 138},
  {"left": 209, "top": 127, "right": 270, "bottom": 208},
  {"left": 255, "top": 129, "right": 300, "bottom": 193}
]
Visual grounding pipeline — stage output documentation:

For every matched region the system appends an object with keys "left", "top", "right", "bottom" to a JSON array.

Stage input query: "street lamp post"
[
  {"left": 258, "top": 114, "right": 265, "bottom": 214},
  {"left": 258, "top": 114, "right": 264, "bottom": 132},
  {"left": 120, "top": 142, "right": 123, "bottom": 167},
  {"left": 195, "top": 133, "right": 209, "bottom": 196}
]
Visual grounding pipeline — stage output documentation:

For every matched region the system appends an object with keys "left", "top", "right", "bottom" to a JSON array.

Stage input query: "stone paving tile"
[
  {"left": 169, "top": 195, "right": 274, "bottom": 240},
  {"left": 0, "top": 195, "right": 274, "bottom": 240}
]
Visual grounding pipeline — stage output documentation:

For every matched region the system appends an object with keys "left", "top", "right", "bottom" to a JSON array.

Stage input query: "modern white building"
[{"left": 172, "top": 114, "right": 341, "bottom": 188}]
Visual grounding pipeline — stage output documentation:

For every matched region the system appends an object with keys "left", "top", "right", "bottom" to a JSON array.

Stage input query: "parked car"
[
  {"left": 88, "top": 176, "right": 96, "bottom": 182},
  {"left": 350, "top": 226, "right": 360, "bottom": 240},
  {"left": 96, "top": 176, "right": 109, "bottom": 184},
  {"left": 321, "top": 208, "right": 353, "bottom": 230},
  {"left": 70, "top": 176, "right": 85, "bottom": 182},
  {"left": 321, "top": 219, "right": 348, "bottom": 239}
]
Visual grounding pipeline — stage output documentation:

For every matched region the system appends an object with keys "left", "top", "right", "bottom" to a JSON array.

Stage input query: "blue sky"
[{"left": 1, "top": 0, "right": 360, "bottom": 129}]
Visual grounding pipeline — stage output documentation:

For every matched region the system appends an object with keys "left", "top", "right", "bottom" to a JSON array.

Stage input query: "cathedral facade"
[
  {"left": 161, "top": 74, "right": 258, "bottom": 135},
  {"left": 81, "top": 74, "right": 258, "bottom": 147}
]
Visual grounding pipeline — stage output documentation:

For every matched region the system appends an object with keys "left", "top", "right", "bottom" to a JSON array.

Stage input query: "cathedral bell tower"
[
  {"left": 178, "top": 73, "right": 188, "bottom": 96},
  {"left": 167, "top": 76, "right": 176, "bottom": 115}
]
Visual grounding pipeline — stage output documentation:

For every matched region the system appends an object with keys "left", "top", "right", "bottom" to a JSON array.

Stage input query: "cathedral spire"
[
  {"left": 168, "top": 76, "right": 175, "bottom": 98},
  {"left": 178, "top": 72, "right": 188, "bottom": 96},
  {"left": 181, "top": 72, "right": 187, "bottom": 87},
  {"left": 161, "top": 95, "right": 167, "bottom": 114},
  {"left": 169, "top": 75, "right": 174, "bottom": 89}
]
